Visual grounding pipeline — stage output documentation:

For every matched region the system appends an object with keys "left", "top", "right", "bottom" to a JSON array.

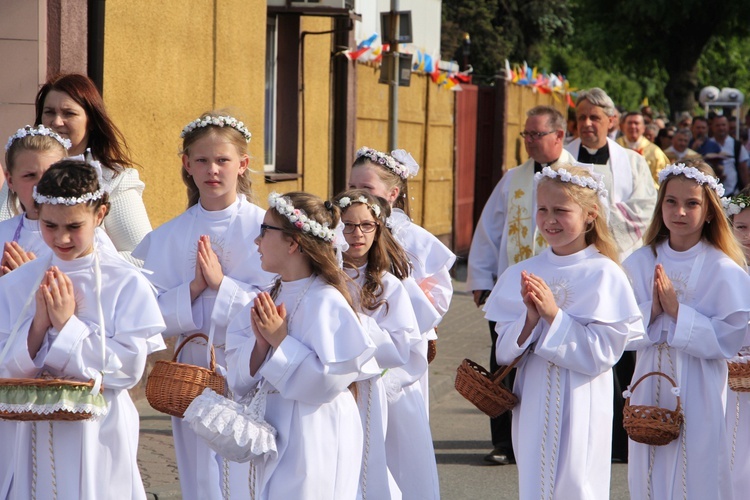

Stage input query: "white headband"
[
  {"left": 337, "top": 195, "right": 382, "bottom": 218},
  {"left": 268, "top": 192, "right": 335, "bottom": 242},
  {"left": 32, "top": 151, "right": 107, "bottom": 206},
  {"left": 181, "top": 115, "right": 251, "bottom": 142},
  {"left": 356, "top": 147, "right": 419, "bottom": 179},
  {"left": 658, "top": 163, "right": 725, "bottom": 197},
  {"left": 5, "top": 125, "right": 71, "bottom": 152}
]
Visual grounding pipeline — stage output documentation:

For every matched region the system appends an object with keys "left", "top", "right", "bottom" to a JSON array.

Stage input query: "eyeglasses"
[
  {"left": 343, "top": 221, "right": 379, "bottom": 234},
  {"left": 519, "top": 130, "right": 556, "bottom": 140},
  {"left": 259, "top": 223, "right": 284, "bottom": 237}
]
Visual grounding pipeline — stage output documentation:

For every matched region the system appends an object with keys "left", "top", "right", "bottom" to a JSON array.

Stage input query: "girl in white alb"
[
  {"left": 484, "top": 165, "right": 644, "bottom": 500},
  {"left": 624, "top": 160, "right": 750, "bottom": 500},
  {"left": 0, "top": 159, "right": 165, "bottom": 499},
  {"left": 133, "top": 113, "right": 274, "bottom": 500},
  {"left": 349, "top": 147, "right": 456, "bottom": 413},
  {"left": 335, "top": 190, "right": 436, "bottom": 499},
  {"left": 722, "top": 190, "right": 750, "bottom": 500},
  {"left": 225, "top": 191, "right": 378, "bottom": 499}
]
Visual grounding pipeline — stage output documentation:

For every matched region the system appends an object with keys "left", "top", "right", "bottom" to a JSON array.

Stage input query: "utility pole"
[{"left": 387, "top": 0, "right": 399, "bottom": 151}]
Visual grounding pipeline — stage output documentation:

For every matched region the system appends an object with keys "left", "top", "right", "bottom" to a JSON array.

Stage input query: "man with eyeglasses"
[{"left": 467, "top": 105, "right": 575, "bottom": 466}]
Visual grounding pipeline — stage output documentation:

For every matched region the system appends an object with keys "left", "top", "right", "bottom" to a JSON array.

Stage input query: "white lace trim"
[{"left": 0, "top": 401, "right": 108, "bottom": 417}]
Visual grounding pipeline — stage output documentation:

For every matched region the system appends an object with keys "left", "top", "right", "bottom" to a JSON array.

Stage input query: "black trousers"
[
  {"left": 612, "top": 351, "right": 636, "bottom": 461},
  {"left": 489, "top": 321, "right": 515, "bottom": 454}
]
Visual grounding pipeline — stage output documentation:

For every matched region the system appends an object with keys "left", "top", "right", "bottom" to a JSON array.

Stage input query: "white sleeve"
[
  {"left": 102, "top": 169, "right": 153, "bottom": 266},
  {"left": 669, "top": 305, "right": 748, "bottom": 360},
  {"left": 155, "top": 282, "right": 202, "bottom": 338},
  {"left": 533, "top": 310, "right": 631, "bottom": 376},
  {"left": 225, "top": 304, "right": 264, "bottom": 397},
  {"left": 466, "top": 178, "right": 507, "bottom": 292}
]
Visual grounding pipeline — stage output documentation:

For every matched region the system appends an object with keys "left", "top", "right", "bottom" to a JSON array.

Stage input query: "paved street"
[{"left": 136, "top": 264, "right": 629, "bottom": 498}]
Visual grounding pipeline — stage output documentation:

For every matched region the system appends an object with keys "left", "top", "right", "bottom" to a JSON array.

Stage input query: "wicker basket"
[
  {"left": 454, "top": 358, "right": 519, "bottom": 418},
  {"left": 0, "top": 377, "right": 105, "bottom": 422},
  {"left": 623, "top": 371, "right": 683, "bottom": 446},
  {"left": 146, "top": 333, "right": 226, "bottom": 418},
  {"left": 427, "top": 340, "right": 437, "bottom": 364},
  {"left": 728, "top": 360, "right": 750, "bottom": 392}
]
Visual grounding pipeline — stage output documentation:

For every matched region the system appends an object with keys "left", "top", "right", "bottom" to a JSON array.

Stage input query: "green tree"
[
  {"left": 441, "top": 0, "right": 572, "bottom": 81},
  {"left": 571, "top": 0, "right": 750, "bottom": 117}
]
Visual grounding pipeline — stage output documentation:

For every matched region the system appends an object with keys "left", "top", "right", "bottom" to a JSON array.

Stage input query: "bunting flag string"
[{"left": 504, "top": 59, "right": 577, "bottom": 105}]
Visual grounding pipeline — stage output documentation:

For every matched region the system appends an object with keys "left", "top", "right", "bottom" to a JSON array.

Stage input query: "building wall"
[
  {"left": 102, "top": 0, "right": 268, "bottom": 227},
  {"left": 355, "top": 64, "right": 454, "bottom": 238},
  {"left": 0, "top": 0, "right": 47, "bottom": 150}
]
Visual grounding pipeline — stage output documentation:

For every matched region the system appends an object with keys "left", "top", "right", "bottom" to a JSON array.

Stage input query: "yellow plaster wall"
[
  {"left": 355, "top": 65, "right": 454, "bottom": 236},
  {"left": 102, "top": 0, "right": 267, "bottom": 227}
]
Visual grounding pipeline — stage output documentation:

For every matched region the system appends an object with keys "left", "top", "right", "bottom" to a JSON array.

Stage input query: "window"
[{"left": 264, "top": 14, "right": 300, "bottom": 179}]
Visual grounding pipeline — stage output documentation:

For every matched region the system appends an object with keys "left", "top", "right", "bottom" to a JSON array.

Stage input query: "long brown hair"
[
  {"left": 537, "top": 164, "right": 620, "bottom": 264},
  {"left": 180, "top": 111, "right": 254, "bottom": 208},
  {"left": 34, "top": 73, "right": 133, "bottom": 172},
  {"left": 268, "top": 192, "right": 353, "bottom": 308},
  {"left": 334, "top": 190, "right": 412, "bottom": 312},
  {"left": 643, "top": 158, "right": 746, "bottom": 267}
]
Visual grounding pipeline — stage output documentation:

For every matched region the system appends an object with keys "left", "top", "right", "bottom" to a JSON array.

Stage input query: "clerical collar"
[
  {"left": 578, "top": 143, "right": 610, "bottom": 165},
  {"left": 533, "top": 158, "right": 559, "bottom": 173}
]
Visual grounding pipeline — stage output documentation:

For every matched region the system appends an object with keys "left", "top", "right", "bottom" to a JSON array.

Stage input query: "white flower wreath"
[
  {"left": 534, "top": 166, "right": 609, "bottom": 198},
  {"left": 337, "top": 195, "right": 382, "bottom": 218},
  {"left": 5, "top": 125, "right": 71, "bottom": 152},
  {"left": 181, "top": 115, "right": 252, "bottom": 143},
  {"left": 658, "top": 163, "right": 725, "bottom": 197},
  {"left": 356, "top": 147, "right": 419, "bottom": 179},
  {"left": 268, "top": 192, "right": 335, "bottom": 242},
  {"left": 721, "top": 194, "right": 750, "bottom": 217}
]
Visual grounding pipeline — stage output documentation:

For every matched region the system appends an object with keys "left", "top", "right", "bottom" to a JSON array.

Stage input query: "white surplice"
[
  {"left": 226, "top": 275, "right": 379, "bottom": 499},
  {"left": 466, "top": 149, "right": 576, "bottom": 292},
  {"left": 484, "top": 245, "right": 644, "bottom": 500},
  {"left": 388, "top": 209, "right": 456, "bottom": 413},
  {"left": 623, "top": 240, "right": 750, "bottom": 500},
  {"left": 132, "top": 196, "right": 274, "bottom": 500},
  {"left": 0, "top": 247, "right": 166, "bottom": 500},
  {"left": 566, "top": 138, "right": 657, "bottom": 260},
  {"left": 348, "top": 265, "right": 436, "bottom": 499}
]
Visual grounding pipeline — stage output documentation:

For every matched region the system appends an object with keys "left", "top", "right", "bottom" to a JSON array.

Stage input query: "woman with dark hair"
[{"left": 30, "top": 73, "right": 152, "bottom": 264}]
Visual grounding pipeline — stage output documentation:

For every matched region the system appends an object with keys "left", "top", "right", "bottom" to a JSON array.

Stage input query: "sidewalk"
[{"left": 136, "top": 262, "right": 490, "bottom": 498}]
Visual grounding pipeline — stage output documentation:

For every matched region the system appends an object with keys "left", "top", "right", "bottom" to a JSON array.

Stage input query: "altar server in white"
[
  {"left": 623, "top": 160, "right": 750, "bottom": 500},
  {"left": 0, "top": 159, "right": 165, "bottom": 499},
  {"left": 335, "top": 190, "right": 438, "bottom": 499},
  {"left": 133, "top": 112, "right": 274, "bottom": 500},
  {"left": 349, "top": 147, "right": 456, "bottom": 412},
  {"left": 484, "top": 164, "right": 644, "bottom": 500},
  {"left": 722, "top": 189, "right": 750, "bottom": 500},
  {"left": 225, "top": 191, "right": 378, "bottom": 499}
]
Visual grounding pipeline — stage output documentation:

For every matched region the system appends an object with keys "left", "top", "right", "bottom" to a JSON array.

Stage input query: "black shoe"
[{"left": 483, "top": 447, "right": 515, "bottom": 465}]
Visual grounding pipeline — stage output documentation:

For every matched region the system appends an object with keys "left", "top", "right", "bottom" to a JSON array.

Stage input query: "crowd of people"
[
  {"left": 0, "top": 73, "right": 455, "bottom": 499},
  {"left": 1, "top": 70, "right": 748, "bottom": 500},
  {"left": 469, "top": 87, "right": 750, "bottom": 499}
]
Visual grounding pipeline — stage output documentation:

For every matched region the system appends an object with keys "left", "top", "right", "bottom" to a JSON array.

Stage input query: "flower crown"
[
  {"left": 180, "top": 115, "right": 252, "bottom": 143},
  {"left": 534, "top": 166, "right": 609, "bottom": 198},
  {"left": 5, "top": 125, "right": 71, "bottom": 152},
  {"left": 658, "top": 163, "right": 725, "bottom": 197},
  {"left": 337, "top": 195, "right": 382, "bottom": 218},
  {"left": 722, "top": 194, "right": 750, "bottom": 217},
  {"left": 32, "top": 153, "right": 106, "bottom": 206},
  {"left": 356, "top": 147, "right": 419, "bottom": 179},
  {"left": 268, "top": 192, "right": 335, "bottom": 242}
]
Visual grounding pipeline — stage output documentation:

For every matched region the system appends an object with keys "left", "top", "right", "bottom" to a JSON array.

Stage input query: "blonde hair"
[
  {"left": 180, "top": 110, "right": 253, "bottom": 208},
  {"left": 537, "top": 164, "right": 620, "bottom": 264},
  {"left": 4, "top": 134, "right": 68, "bottom": 215},
  {"left": 352, "top": 154, "right": 411, "bottom": 216},
  {"left": 644, "top": 158, "right": 746, "bottom": 267}
]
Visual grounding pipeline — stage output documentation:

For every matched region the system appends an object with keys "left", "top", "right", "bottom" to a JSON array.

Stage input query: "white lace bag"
[{"left": 184, "top": 381, "right": 277, "bottom": 463}]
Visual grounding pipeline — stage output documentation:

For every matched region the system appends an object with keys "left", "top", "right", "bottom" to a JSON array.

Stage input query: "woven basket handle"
[
  {"left": 174, "top": 333, "right": 217, "bottom": 372},
  {"left": 490, "top": 354, "right": 523, "bottom": 383},
  {"left": 626, "top": 371, "right": 681, "bottom": 412}
]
